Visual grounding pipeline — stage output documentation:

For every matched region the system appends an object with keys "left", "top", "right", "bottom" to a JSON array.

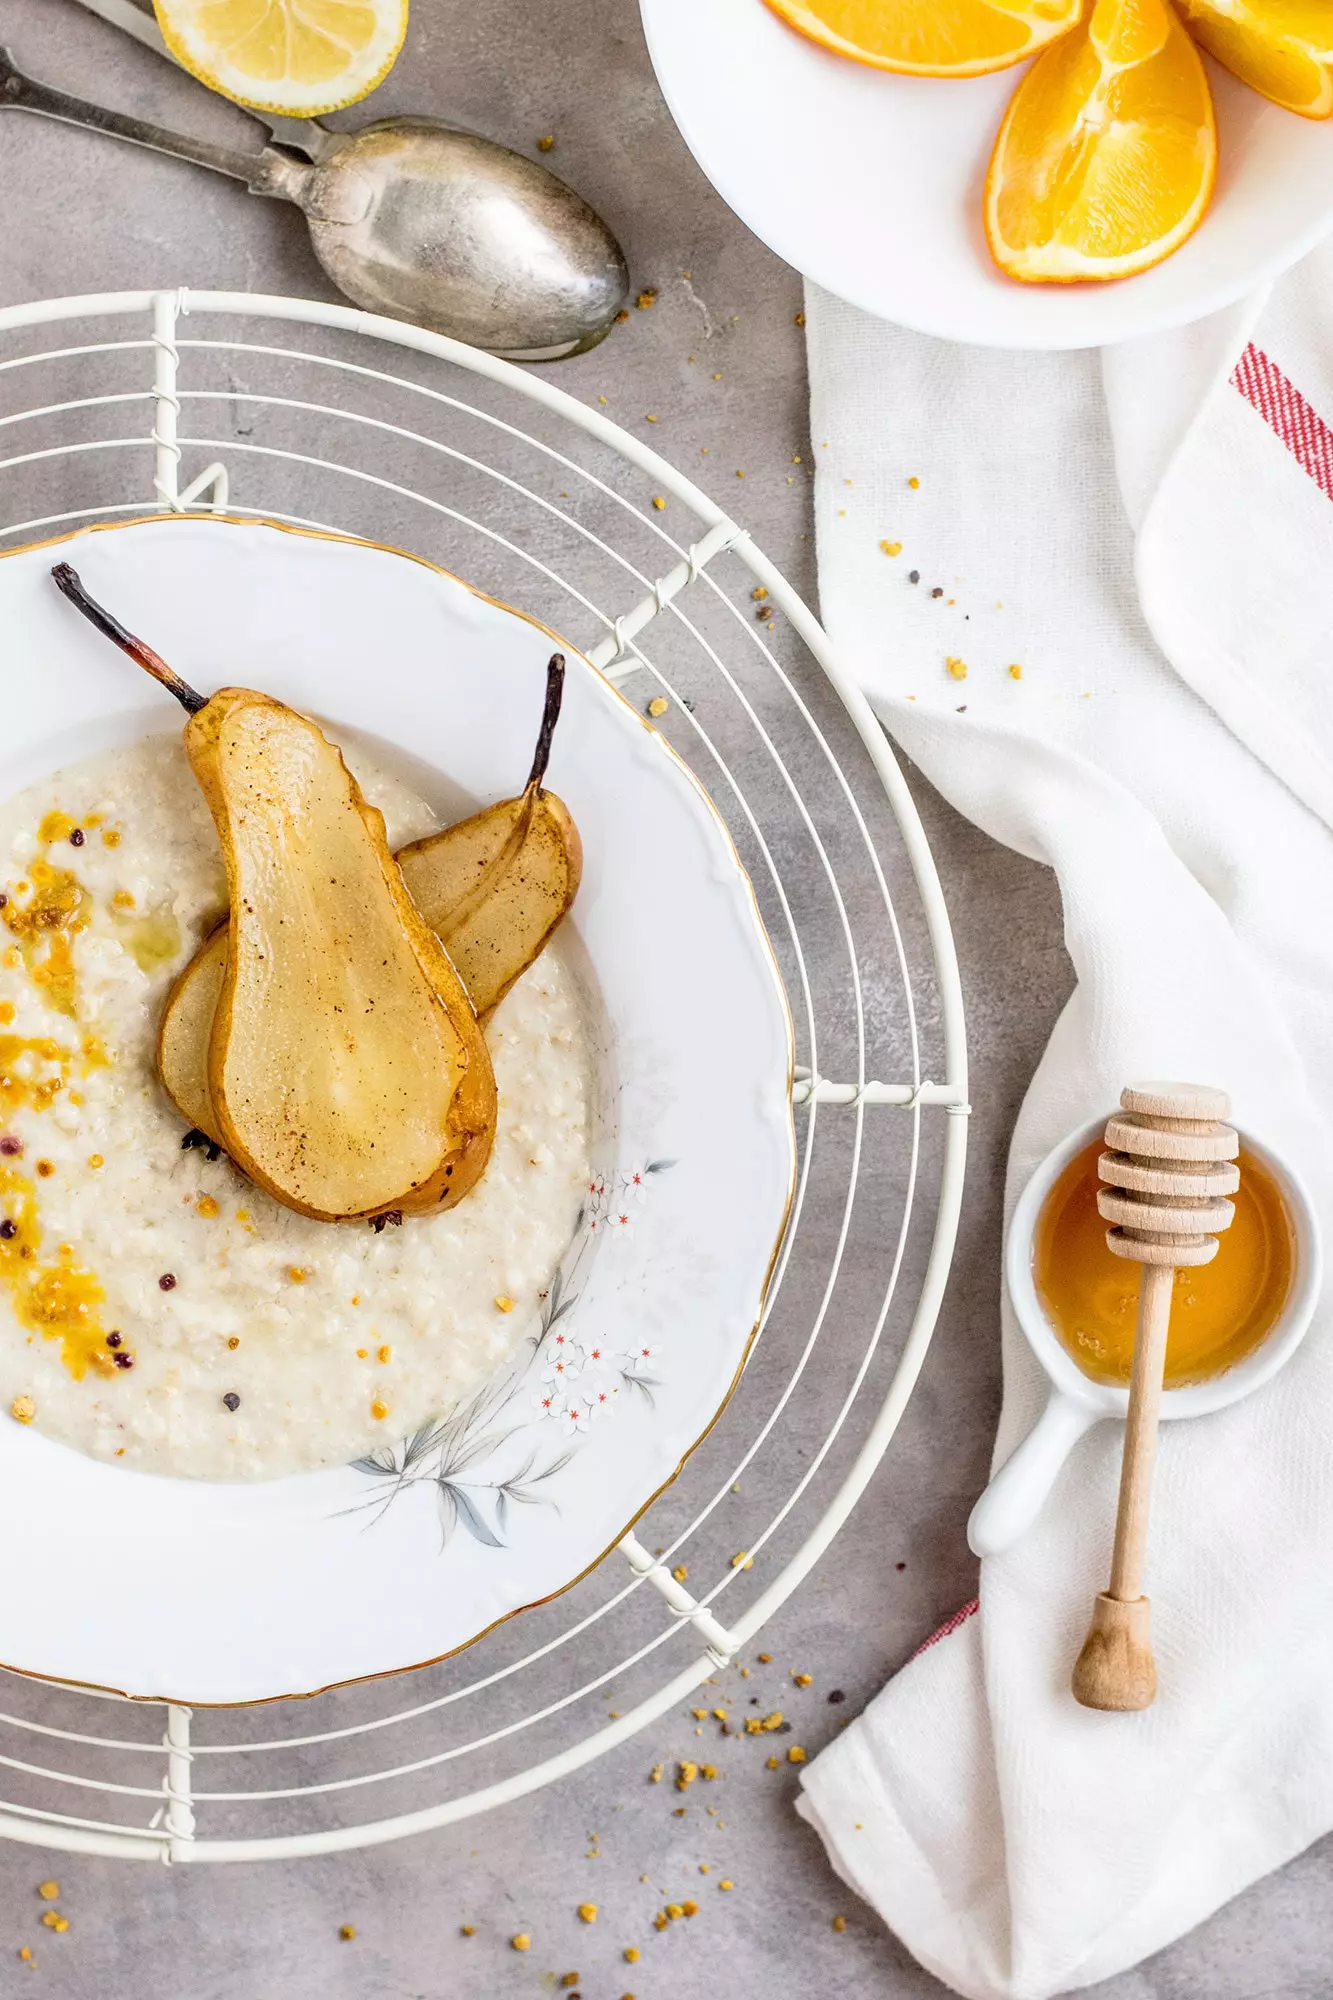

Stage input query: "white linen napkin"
[{"left": 794, "top": 247, "right": 1333, "bottom": 2000}]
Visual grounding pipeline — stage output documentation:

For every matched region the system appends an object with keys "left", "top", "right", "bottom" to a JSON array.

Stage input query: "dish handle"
[{"left": 967, "top": 1392, "right": 1101, "bottom": 1558}]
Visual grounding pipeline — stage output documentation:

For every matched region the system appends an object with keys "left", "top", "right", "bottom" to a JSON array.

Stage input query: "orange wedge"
[
  {"left": 760, "top": 0, "right": 1081, "bottom": 78},
  {"left": 985, "top": 0, "right": 1218, "bottom": 284},
  {"left": 1178, "top": 1, "right": 1333, "bottom": 118}
]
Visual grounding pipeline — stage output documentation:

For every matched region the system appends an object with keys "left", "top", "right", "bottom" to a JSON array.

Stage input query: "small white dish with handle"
[{"left": 967, "top": 1113, "right": 1323, "bottom": 1558}]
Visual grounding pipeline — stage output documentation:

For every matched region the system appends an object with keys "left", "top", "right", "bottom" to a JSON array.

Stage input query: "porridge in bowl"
[{"left": 0, "top": 734, "right": 592, "bottom": 1481}]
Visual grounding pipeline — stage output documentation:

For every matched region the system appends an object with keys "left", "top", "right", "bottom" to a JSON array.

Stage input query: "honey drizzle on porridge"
[
  {"left": 0, "top": 813, "right": 122, "bottom": 1380},
  {"left": 0, "top": 1166, "right": 114, "bottom": 1379}
]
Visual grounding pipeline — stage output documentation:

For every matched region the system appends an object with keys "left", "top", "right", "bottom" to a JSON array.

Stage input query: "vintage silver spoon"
[{"left": 0, "top": 46, "right": 629, "bottom": 359}]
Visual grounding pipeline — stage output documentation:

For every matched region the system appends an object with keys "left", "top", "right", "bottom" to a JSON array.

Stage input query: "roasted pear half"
[
  {"left": 52, "top": 564, "right": 497, "bottom": 1223},
  {"left": 157, "top": 652, "right": 581, "bottom": 1142},
  {"left": 397, "top": 653, "right": 582, "bottom": 1017}
]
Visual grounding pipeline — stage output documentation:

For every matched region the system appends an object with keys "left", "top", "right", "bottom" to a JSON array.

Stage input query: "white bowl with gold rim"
[
  {"left": 967, "top": 1112, "right": 1323, "bottom": 1558},
  {"left": 0, "top": 514, "right": 795, "bottom": 1703}
]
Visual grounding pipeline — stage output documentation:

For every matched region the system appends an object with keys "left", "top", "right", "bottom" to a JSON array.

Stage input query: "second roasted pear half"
[
  {"left": 52, "top": 564, "right": 497, "bottom": 1223},
  {"left": 397, "top": 652, "right": 582, "bottom": 1018}
]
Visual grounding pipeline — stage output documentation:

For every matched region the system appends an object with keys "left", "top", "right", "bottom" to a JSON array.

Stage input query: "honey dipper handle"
[
  {"left": 1108, "top": 1261, "right": 1174, "bottom": 1603},
  {"left": 1072, "top": 1262, "right": 1173, "bottom": 1711}
]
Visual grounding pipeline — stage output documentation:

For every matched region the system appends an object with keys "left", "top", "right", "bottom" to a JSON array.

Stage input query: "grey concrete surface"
[{"left": 0, "top": 3, "right": 1320, "bottom": 1996}]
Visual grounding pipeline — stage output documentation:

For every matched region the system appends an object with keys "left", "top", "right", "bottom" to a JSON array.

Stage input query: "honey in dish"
[{"left": 1033, "top": 1138, "right": 1294, "bottom": 1389}]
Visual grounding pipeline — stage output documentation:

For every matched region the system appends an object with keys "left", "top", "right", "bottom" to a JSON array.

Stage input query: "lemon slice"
[
  {"left": 760, "top": 0, "right": 1081, "bottom": 78},
  {"left": 154, "top": 0, "right": 408, "bottom": 118}
]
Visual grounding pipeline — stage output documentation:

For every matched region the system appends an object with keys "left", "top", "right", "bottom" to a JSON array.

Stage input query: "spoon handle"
[
  {"left": 63, "top": 0, "right": 339, "bottom": 162},
  {"left": 0, "top": 45, "right": 265, "bottom": 186}
]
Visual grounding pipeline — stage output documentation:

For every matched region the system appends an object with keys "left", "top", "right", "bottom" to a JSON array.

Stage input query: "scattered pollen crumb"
[
  {"left": 18, "top": 1946, "right": 33, "bottom": 1962},
  {"left": 730, "top": 1550, "right": 753, "bottom": 1569},
  {"left": 537, "top": 134, "right": 555, "bottom": 151},
  {"left": 37, "top": 1883, "right": 58, "bottom": 1901},
  {"left": 87, "top": 1153, "right": 104, "bottom": 1170},
  {"left": 370, "top": 1399, "right": 389, "bottom": 1421},
  {"left": 666, "top": 1903, "right": 684, "bottom": 1921},
  {"left": 286, "top": 1266, "right": 308, "bottom": 1284},
  {"left": 40, "top": 1912, "right": 68, "bottom": 1932},
  {"left": 1008, "top": 663, "right": 1023, "bottom": 680},
  {"left": 751, "top": 585, "right": 768, "bottom": 601},
  {"left": 765, "top": 1755, "right": 780, "bottom": 1770},
  {"left": 624, "top": 1946, "right": 641, "bottom": 1963},
  {"left": 377, "top": 1344, "right": 392, "bottom": 1364},
  {"left": 757, "top": 1653, "right": 771, "bottom": 1664},
  {"left": 615, "top": 311, "right": 629, "bottom": 324},
  {"left": 736, "top": 470, "right": 745, "bottom": 480},
  {"left": 879, "top": 540, "right": 902, "bottom": 557},
  {"left": 578, "top": 1903, "right": 598, "bottom": 1923},
  {"left": 649, "top": 1764, "right": 664, "bottom": 1783},
  {"left": 908, "top": 475, "right": 920, "bottom": 489},
  {"left": 793, "top": 1672, "right": 813, "bottom": 1687},
  {"left": 652, "top": 496, "right": 666, "bottom": 511},
  {"left": 712, "top": 1708, "right": 727, "bottom": 1720},
  {"left": 636, "top": 290, "right": 658, "bottom": 310},
  {"left": 675, "top": 1568, "right": 691, "bottom": 1585},
  {"left": 560, "top": 1975, "right": 580, "bottom": 1989},
  {"left": 700, "top": 1764, "right": 717, "bottom": 1781},
  {"left": 676, "top": 1761, "right": 698, "bottom": 1792},
  {"left": 788, "top": 1746, "right": 807, "bottom": 1764},
  {"left": 833, "top": 1914, "right": 847, "bottom": 1933},
  {"left": 946, "top": 657, "right": 968, "bottom": 681},
  {"left": 511, "top": 1933, "right": 531, "bottom": 1952},
  {"left": 494, "top": 1295, "right": 515, "bottom": 1313},
  {"left": 691, "top": 1706, "right": 707, "bottom": 1719},
  {"left": 102, "top": 828, "right": 121, "bottom": 848},
  {"left": 699, "top": 1863, "right": 710, "bottom": 1874},
  {"left": 197, "top": 1195, "right": 219, "bottom": 1219},
  {"left": 460, "top": 1925, "right": 475, "bottom": 1937},
  {"left": 339, "top": 1925, "right": 356, "bottom": 1941},
  {"left": 794, "top": 311, "right": 806, "bottom": 327},
  {"left": 719, "top": 1879, "right": 734, "bottom": 1892},
  {"left": 356, "top": 1347, "right": 368, "bottom": 1359},
  {"left": 644, "top": 414, "right": 658, "bottom": 425},
  {"left": 648, "top": 697, "right": 670, "bottom": 719},
  {"left": 11, "top": 1396, "right": 35, "bottom": 1424},
  {"left": 682, "top": 1900, "right": 699, "bottom": 1918},
  {"left": 653, "top": 1912, "right": 669, "bottom": 1932},
  {"left": 712, "top": 372, "right": 723, "bottom": 381}
]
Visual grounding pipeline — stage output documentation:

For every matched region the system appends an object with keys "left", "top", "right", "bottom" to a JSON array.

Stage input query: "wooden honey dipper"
[{"left": 1071, "top": 1083, "right": 1240, "bottom": 1712}]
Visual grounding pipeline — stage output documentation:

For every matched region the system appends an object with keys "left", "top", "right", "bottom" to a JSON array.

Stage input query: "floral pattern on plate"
[{"left": 345, "top": 1162, "right": 673, "bottom": 1549}]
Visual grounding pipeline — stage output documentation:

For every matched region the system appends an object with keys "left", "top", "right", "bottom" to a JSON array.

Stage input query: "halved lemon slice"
[
  {"left": 985, "top": 0, "right": 1218, "bottom": 284},
  {"left": 154, "top": 0, "right": 408, "bottom": 118},
  {"left": 760, "top": 0, "right": 1081, "bottom": 78},
  {"left": 1178, "top": 0, "right": 1333, "bottom": 119}
]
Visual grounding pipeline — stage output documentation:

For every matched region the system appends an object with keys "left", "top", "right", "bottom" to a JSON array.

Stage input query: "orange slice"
[
  {"left": 1178, "top": 0, "right": 1333, "bottom": 119},
  {"left": 760, "top": 0, "right": 1081, "bottom": 78},
  {"left": 985, "top": 0, "right": 1218, "bottom": 284}
]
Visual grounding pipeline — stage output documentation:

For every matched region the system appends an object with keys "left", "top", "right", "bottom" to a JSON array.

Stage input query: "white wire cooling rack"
[{"left": 0, "top": 288, "right": 967, "bottom": 1862}]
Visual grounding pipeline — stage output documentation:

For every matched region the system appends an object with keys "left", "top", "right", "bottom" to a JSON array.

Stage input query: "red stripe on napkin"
[
  {"left": 913, "top": 1598, "right": 979, "bottom": 1658},
  {"left": 1232, "top": 343, "right": 1333, "bottom": 503}
]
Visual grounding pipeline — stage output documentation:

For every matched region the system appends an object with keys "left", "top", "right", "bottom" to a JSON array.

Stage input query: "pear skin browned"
[
  {"left": 188, "top": 689, "right": 496, "bottom": 1223},
  {"left": 158, "top": 920, "right": 227, "bottom": 1146},
  {"left": 52, "top": 564, "right": 497, "bottom": 1224},
  {"left": 158, "top": 652, "right": 581, "bottom": 1138}
]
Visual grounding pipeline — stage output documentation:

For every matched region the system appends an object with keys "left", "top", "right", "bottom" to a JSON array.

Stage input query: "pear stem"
[
  {"left": 525, "top": 653, "right": 566, "bottom": 794},
  {"left": 51, "top": 563, "right": 208, "bottom": 716}
]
